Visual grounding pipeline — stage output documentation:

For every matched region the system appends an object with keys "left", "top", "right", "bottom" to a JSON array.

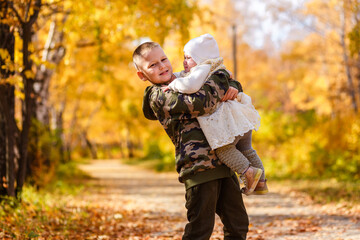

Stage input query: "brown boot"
[
  {"left": 251, "top": 179, "right": 269, "bottom": 195},
  {"left": 240, "top": 166, "right": 262, "bottom": 195}
]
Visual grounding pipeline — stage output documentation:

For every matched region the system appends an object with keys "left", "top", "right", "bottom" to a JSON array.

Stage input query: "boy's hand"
[{"left": 221, "top": 86, "right": 238, "bottom": 102}]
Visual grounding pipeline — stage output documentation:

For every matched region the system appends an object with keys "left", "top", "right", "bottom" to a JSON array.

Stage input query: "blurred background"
[{"left": 1, "top": 0, "right": 360, "bottom": 198}]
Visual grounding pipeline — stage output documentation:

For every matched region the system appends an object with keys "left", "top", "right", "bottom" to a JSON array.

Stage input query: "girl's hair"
[{"left": 132, "top": 42, "right": 160, "bottom": 70}]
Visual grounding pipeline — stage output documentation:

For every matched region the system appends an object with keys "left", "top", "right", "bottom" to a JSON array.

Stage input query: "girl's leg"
[
  {"left": 236, "top": 131, "right": 265, "bottom": 180},
  {"left": 215, "top": 143, "right": 249, "bottom": 174},
  {"left": 215, "top": 138, "right": 262, "bottom": 194},
  {"left": 235, "top": 130, "right": 253, "bottom": 152}
]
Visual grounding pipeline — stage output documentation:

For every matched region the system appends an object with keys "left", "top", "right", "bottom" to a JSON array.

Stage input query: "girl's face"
[{"left": 183, "top": 54, "right": 197, "bottom": 72}]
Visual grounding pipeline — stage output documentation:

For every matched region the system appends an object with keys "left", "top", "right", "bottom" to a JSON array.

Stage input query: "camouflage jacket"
[{"left": 142, "top": 70, "right": 243, "bottom": 188}]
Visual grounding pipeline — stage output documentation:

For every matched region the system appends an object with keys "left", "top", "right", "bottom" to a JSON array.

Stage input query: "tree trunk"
[
  {"left": 0, "top": 110, "right": 6, "bottom": 196},
  {"left": 232, "top": 24, "right": 237, "bottom": 80},
  {"left": 82, "top": 131, "right": 98, "bottom": 159},
  {"left": 357, "top": 54, "right": 360, "bottom": 104},
  {"left": 16, "top": 0, "right": 42, "bottom": 196},
  {"left": 126, "top": 126, "right": 134, "bottom": 158},
  {"left": 54, "top": 104, "right": 66, "bottom": 162},
  {"left": 0, "top": 0, "right": 9, "bottom": 197},
  {"left": 27, "top": 16, "right": 67, "bottom": 184},
  {"left": 340, "top": 5, "right": 358, "bottom": 112},
  {"left": 17, "top": 25, "right": 34, "bottom": 196},
  {"left": 356, "top": 1, "right": 360, "bottom": 104},
  {"left": 0, "top": 84, "right": 17, "bottom": 197},
  {"left": 35, "top": 17, "right": 66, "bottom": 126},
  {"left": 0, "top": 70, "right": 16, "bottom": 196},
  {"left": 64, "top": 87, "right": 83, "bottom": 162},
  {"left": 0, "top": 5, "right": 17, "bottom": 197}
]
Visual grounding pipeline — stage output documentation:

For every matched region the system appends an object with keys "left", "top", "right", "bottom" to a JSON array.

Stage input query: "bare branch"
[
  {"left": 32, "top": 44, "right": 65, "bottom": 54},
  {"left": 41, "top": 0, "right": 63, "bottom": 8},
  {"left": 8, "top": 1, "right": 24, "bottom": 25},
  {"left": 76, "top": 41, "right": 97, "bottom": 48},
  {"left": 0, "top": 1, "right": 9, "bottom": 19},
  {"left": 28, "top": 0, "right": 42, "bottom": 26},
  {"left": 24, "top": 0, "right": 32, "bottom": 22}
]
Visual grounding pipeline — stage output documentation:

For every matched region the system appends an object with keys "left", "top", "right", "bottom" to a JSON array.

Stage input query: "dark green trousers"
[{"left": 182, "top": 175, "right": 249, "bottom": 240}]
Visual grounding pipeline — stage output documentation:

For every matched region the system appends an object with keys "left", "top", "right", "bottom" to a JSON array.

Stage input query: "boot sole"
[
  {"left": 251, "top": 189, "right": 269, "bottom": 195},
  {"left": 245, "top": 169, "right": 263, "bottom": 195}
]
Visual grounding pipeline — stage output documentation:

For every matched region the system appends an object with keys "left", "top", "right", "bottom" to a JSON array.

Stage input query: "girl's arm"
[
  {"left": 168, "top": 64, "right": 211, "bottom": 94},
  {"left": 173, "top": 71, "right": 182, "bottom": 78}
]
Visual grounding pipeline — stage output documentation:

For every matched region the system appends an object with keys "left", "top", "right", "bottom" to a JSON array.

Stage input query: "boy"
[{"left": 133, "top": 42, "right": 249, "bottom": 239}]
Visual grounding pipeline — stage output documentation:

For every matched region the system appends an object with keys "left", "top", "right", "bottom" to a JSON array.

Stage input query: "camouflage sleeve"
[
  {"left": 161, "top": 71, "right": 231, "bottom": 119},
  {"left": 143, "top": 86, "right": 158, "bottom": 120},
  {"left": 228, "top": 78, "right": 243, "bottom": 92}
]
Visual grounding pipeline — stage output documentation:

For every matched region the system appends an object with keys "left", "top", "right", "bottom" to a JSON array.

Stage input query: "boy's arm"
[
  {"left": 225, "top": 69, "right": 234, "bottom": 79},
  {"left": 162, "top": 71, "right": 240, "bottom": 119},
  {"left": 143, "top": 70, "right": 243, "bottom": 121},
  {"left": 221, "top": 86, "right": 238, "bottom": 102},
  {"left": 220, "top": 78, "right": 242, "bottom": 101},
  {"left": 168, "top": 64, "right": 211, "bottom": 94}
]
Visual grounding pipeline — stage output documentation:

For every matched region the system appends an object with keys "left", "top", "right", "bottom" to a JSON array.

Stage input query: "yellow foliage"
[
  {"left": 3, "top": 0, "right": 358, "bottom": 182},
  {"left": 0, "top": 48, "right": 10, "bottom": 60},
  {"left": 24, "top": 70, "right": 35, "bottom": 79}
]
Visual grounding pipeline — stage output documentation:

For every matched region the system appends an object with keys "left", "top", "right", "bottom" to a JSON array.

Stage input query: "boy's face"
[
  {"left": 183, "top": 54, "right": 197, "bottom": 72},
  {"left": 137, "top": 47, "right": 173, "bottom": 85}
]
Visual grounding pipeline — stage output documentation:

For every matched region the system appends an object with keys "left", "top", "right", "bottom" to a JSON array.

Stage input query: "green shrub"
[{"left": 254, "top": 111, "right": 360, "bottom": 182}]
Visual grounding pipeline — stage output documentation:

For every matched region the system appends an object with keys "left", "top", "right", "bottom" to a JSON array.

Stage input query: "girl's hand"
[
  {"left": 221, "top": 86, "right": 238, "bottom": 102},
  {"left": 161, "top": 86, "right": 170, "bottom": 92}
]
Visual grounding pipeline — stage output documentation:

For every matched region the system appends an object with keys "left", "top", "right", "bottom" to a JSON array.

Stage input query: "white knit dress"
[
  {"left": 169, "top": 58, "right": 261, "bottom": 150},
  {"left": 197, "top": 92, "right": 260, "bottom": 150}
]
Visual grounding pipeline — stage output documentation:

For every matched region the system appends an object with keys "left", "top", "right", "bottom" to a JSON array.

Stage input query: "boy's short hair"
[{"left": 132, "top": 42, "right": 160, "bottom": 71}]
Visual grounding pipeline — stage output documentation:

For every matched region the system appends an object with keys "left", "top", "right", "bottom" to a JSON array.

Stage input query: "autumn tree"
[
  {"left": 49, "top": 0, "right": 200, "bottom": 160},
  {"left": 270, "top": 0, "right": 360, "bottom": 114},
  {"left": 348, "top": 0, "right": 360, "bottom": 104},
  {"left": 0, "top": 0, "right": 16, "bottom": 197},
  {"left": 1, "top": 0, "right": 201, "bottom": 197},
  {"left": 0, "top": 0, "right": 43, "bottom": 197},
  {"left": 239, "top": 0, "right": 360, "bottom": 180}
]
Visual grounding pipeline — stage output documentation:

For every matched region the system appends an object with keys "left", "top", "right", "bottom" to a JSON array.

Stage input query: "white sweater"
[{"left": 169, "top": 64, "right": 211, "bottom": 94}]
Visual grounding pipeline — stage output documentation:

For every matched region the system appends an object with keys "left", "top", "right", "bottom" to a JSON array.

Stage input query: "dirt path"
[{"left": 78, "top": 160, "right": 360, "bottom": 240}]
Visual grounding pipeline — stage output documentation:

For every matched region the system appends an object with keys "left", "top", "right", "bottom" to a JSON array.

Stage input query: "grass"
[{"left": 0, "top": 161, "right": 91, "bottom": 239}]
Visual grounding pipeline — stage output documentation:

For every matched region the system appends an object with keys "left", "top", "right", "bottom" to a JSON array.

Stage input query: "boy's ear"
[{"left": 137, "top": 71, "right": 148, "bottom": 81}]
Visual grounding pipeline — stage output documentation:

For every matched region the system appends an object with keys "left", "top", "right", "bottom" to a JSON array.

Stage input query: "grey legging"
[{"left": 215, "top": 130, "right": 265, "bottom": 179}]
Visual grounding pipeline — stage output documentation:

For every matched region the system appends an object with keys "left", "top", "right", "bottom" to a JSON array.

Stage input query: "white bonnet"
[{"left": 183, "top": 33, "right": 220, "bottom": 64}]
